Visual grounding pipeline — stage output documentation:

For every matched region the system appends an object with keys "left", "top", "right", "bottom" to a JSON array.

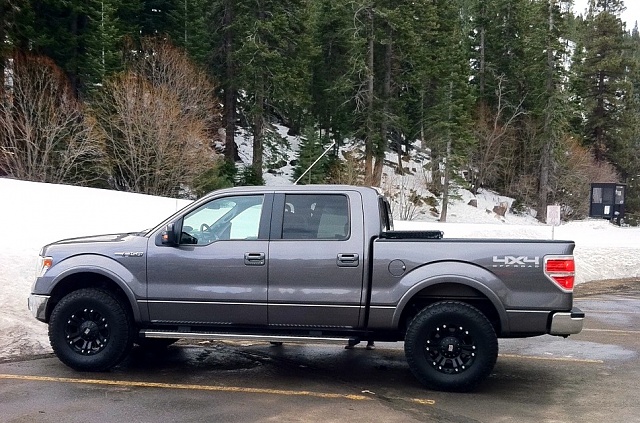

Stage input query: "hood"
[
  {"left": 41, "top": 232, "right": 146, "bottom": 258},
  {"left": 48, "top": 233, "right": 135, "bottom": 246}
]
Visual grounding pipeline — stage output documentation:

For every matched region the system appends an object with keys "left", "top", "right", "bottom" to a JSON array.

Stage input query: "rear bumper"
[{"left": 549, "top": 307, "right": 584, "bottom": 336}]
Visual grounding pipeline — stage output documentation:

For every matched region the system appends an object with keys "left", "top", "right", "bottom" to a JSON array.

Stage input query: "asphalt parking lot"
[{"left": 1, "top": 282, "right": 638, "bottom": 423}]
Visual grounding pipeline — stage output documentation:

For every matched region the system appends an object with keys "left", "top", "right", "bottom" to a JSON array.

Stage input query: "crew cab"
[{"left": 29, "top": 185, "right": 583, "bottom": 391}]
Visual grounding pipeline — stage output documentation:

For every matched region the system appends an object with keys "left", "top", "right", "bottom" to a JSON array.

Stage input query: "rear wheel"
[
  {"left": 404, "top": 301, "right": 498, "bottom": 392},
  {"left": 49, "top": 288, "right": 134, "bottom": 371}
]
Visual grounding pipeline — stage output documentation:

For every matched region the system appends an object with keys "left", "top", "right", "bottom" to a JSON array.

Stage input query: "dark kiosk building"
[{"left": 589, "top": 183, "right": 626, "bottom": 225}]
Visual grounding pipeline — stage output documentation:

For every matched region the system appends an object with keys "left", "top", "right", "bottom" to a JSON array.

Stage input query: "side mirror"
[{"left": 161, "top": 222, "right": 180, "bottom": 246}]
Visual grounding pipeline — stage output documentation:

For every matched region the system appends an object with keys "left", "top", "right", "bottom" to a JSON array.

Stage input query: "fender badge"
[{"left": 114, "top": 252, "right": 144, "bottom": 257}]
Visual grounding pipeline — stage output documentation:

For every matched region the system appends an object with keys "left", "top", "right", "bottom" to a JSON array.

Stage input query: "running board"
[{"left": 139, "top": 330, "right": 354, "bottom": 345}]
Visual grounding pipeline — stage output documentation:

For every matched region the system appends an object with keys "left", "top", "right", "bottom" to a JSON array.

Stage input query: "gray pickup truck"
[{"left": 29, "top": 185, "right": 583, "bottom": 391}]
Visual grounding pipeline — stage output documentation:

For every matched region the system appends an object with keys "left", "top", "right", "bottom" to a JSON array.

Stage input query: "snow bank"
[{"left": 0, "top": 178, "right": 190, "bottom": 359}]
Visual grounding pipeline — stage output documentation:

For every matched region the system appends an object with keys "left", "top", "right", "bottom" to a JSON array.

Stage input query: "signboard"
[{"left": 546, "top": 205, "right": 561, "bottom": 226}]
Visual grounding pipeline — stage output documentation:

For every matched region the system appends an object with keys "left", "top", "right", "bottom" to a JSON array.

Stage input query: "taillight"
[{"left": 544, "top": 256, "right": 575, "bottom": 291}]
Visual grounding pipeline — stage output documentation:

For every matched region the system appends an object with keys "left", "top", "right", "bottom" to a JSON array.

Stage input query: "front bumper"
[
  {"left": 28, "top": 294, "right": 50, "bottom": 322},
  {"left": 549, "top": 307, "right": 584, "bottom": 336}
]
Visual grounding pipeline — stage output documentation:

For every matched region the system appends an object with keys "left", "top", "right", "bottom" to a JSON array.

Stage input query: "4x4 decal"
[{"left": 492, "top": 256, "right": 540, "bottom": 268}]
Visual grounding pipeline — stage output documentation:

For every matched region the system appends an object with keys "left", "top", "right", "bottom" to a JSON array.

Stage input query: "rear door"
[{"left": 267, "top": 191, "right": 365, "bottom": 328}]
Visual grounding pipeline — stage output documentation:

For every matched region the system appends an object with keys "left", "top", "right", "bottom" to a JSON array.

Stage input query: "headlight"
[{"left": 36, "top": 256, "right": 53, "bottom": 278}]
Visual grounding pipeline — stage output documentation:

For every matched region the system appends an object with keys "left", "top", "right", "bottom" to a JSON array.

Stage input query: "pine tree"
[
  {"left": 535, "top": 0, "right": 573, "bottom": 220},
  {"left": 234, "top": 0, "right": 313, "bottom": 179},
  {"left": 617, "top": 23, "right": 640, "bottom": 217},
  {"left": 139, "top": 0, "right": 175, "bottom": 36},
  {"left": 508, "top": 0, "right": 573, "bottom": 221},
  {"left": 166, "top": 0, "right": 211, "bottom": 65},
  {"left": 308, "top": 0, "right": 354, "bottom": 144},
  {"left": 292, "top": 129, "right": 331, "bottom": 184},
  {"left": 0, "top": 0, "right": 24, "bottom": 94},
  {"left": 426, "top": 0, "right": 474, "bottom": 220},
  {"left": 575, "top": 0, "right": 631, "bottom": 164},
  {"left": 28, "top": 0, "right": 129, "bottom": 95},
  {"left": 207, "top": 0, "right": 240, "bottom": 163}
]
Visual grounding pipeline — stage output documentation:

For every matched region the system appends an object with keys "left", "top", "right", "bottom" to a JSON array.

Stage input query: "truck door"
[
  {"left": 146, "top": 194, "right": 272, "bottom": 326},
  {"left": 267, "top": 192, "right": 365, "bottom": 328}
]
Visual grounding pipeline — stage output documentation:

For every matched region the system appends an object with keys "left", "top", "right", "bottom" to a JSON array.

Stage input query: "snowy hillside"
[{"left": 237, "top": 124, "right": 541, "bottom": 225}]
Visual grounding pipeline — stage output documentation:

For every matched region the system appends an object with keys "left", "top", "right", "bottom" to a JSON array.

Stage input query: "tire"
[
  {"left": 135, "top": 337, "right": 178, "bottom": 349},
  {"left": 49, "top": 288, "right": 134, "bottom": 372},
  {"left": 404, "top": 301, "right": 498, "bottom": 392}
]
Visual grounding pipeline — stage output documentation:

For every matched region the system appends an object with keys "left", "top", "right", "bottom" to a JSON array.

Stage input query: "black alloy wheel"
[
  {"left": 404, "top": 301, "right": 498, "bottom": 392},
  {"left": 49, "top": 288, "right": 134, "bottom": 371},
  {"left": 64, "top": 307, "right": 110, "bottom": 355}
]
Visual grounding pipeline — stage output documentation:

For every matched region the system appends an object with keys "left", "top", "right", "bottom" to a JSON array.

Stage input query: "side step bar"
[{"left": 140, "top": 330, "right": 354, "bottom": 345}]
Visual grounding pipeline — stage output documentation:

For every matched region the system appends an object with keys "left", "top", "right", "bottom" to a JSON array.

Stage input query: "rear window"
[
  {"left": 379, "top": 196, "right": 394, "bottom": 232},
  {"left": 282, "top": 194, "right": 350, "bottom": 240}
]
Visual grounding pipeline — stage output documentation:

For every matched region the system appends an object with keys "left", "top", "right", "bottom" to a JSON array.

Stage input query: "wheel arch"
[
  {"left": 46, "top": 267, "right": 141, "bottom": 324},
  {"left": 392, "top": 262, "right": 509, "bottom": 336}
]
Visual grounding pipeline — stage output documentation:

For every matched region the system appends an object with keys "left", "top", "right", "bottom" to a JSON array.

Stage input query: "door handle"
[
  {"left": 337, "top": 253, "right": 359, "bottom": 267},
  {"left": 244, "top": 252, "right": 265, "bottom": 266}
]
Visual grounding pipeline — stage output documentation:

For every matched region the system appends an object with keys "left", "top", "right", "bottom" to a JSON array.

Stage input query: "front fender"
[
  {"left": 37, "top": 254, "right": 145, "bottom": 322},
  {"left": 391, "top": 261, "right": 509, "bottom": 334}
]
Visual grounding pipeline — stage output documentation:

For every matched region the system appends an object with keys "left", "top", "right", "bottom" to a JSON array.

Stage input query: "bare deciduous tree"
[
  {"left": 382, "top": 173, "right": 430, "bottom": 221},
  {"left": 95, "top": 72, "right": 218, "bottom": 197},
  {"left": 0, "top": 54, "right": 103, "bottom": 184},
  {"left": 128, "top": 38, "right": 221, "bottom": 133},
  {"left": 554, "top": 138, "right": 619, "bottom": 219},
  {"left": 95, "top": 38, "right": 222, "bottom": 197},
  {"left": 510, "top": 137, "right": 619, "bottom": 220},
  {"left": 327, "top": 149, "right": 365, "bottom": 186},
  {"left": 470, "top": 76, "right": 525, "bottom": 195}
]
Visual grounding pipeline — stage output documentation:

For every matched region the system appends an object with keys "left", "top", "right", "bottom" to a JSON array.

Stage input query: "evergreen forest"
[{"left": 1, "top": 0, "right": 639, "bottom": 223}]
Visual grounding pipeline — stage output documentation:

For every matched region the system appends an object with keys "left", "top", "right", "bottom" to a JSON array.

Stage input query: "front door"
[
  {"left": 146, "top": 194, "right": 271, "bottom": 326},
  {"left": 267, "top": 192, "right": 365, "bottom": 328}
]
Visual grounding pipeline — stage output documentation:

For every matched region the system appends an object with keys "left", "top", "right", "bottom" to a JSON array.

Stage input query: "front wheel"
[
  {"left": 404, "top": 301, "right": 498, "bottom": 392},
  {"left": 49, "top": 288, "right": 134, "bottom": 371}
]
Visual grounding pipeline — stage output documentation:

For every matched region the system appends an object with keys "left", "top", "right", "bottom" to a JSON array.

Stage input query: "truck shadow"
[{"left": 115, "top": 341, "right": 570, "bottom": 404}]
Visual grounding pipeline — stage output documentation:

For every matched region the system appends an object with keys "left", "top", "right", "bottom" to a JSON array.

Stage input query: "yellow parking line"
[
  {"left": 582, "top": 328, "right": 640, "bottom": 335},
  {"left": 411, "top": 398, "right": 436, "bottom": 405},
  {"left": 0, "top": 374, "right": 369, "bottom": 400},
  {"left": 0, "top": 373, "right": 436, "bottom": 405},
  {"left": 499, "top": 354, "right": 603, "bottom": 364}
]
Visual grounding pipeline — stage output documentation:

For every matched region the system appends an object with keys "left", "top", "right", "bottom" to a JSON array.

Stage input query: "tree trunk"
[
  {"left": 0, "top": 4, "right": 5, "bottom": 99},
  {"left": 420, "top": 90, "right": 425, "bottom": 150},
  {"left": 69, "top": 9, "right": 80, "bottom": 95},
  {"left": 594, "top": 70, "right": 606, "bottom": 162},
  {"left": 479, "top": 26, "right": 486, "bottom": 100},
  {"left": 363, "top": 7, "right": 375, "bottom": 186},
  {"left": 374, "top": 32, "right": 393, "bottom": 186},
  {"left": 252, "top": 6, "right": 266, "bottom": 176},
  {"left": 439, "top": 144, "right": 451, "bottom": 222},
  {"left": 439, "top": 82, "right": 454, "bottom": 222},
  {"left": 537, "top": 0, "right": 556, "bottom": 222},
  {"left": 253, "top": 81, "right": 265, "bottom": 175},
  {"left": 222, "top": 0, "right": 238, "bottom": 162}
]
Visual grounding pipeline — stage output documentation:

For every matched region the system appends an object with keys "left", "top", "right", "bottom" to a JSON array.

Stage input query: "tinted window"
[{"left": 282, "top": 194, "right": 349, "bottom": 240}]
